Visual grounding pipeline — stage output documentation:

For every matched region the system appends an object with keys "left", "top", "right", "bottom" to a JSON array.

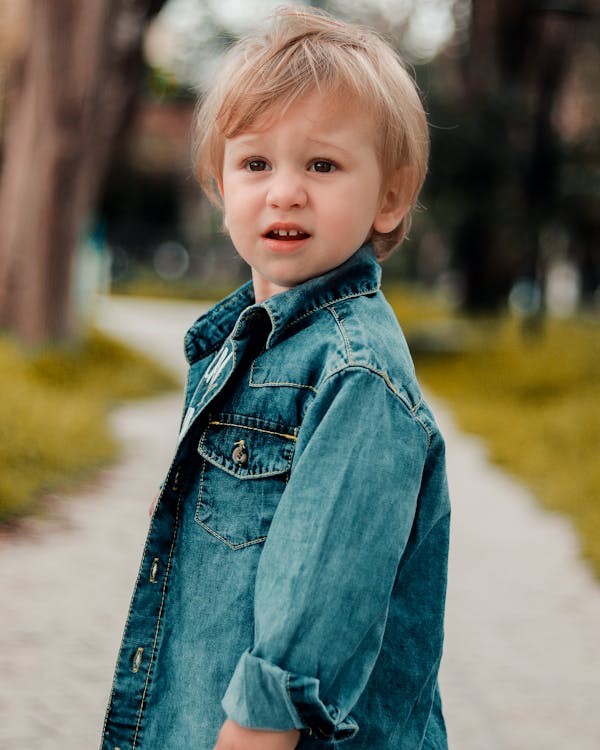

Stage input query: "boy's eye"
[
  {"left": 310, "top": 160, "right": 336, "bottom": 173},
  {"left": 245, "top": 159, "right": 270, "bottom": 172}
]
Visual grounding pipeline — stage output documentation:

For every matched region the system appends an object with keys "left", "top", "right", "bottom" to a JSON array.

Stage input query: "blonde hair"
[{"left": 193, "top": 5, "right": 429, "bottom": 259}]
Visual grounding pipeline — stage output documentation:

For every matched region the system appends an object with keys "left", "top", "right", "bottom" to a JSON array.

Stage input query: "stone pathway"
[
  {"left": 0, "top": 295, "right": 599, "bottom": 749},
  {"left": 437, "top": 409, "right": 600, "bottom": 749}
]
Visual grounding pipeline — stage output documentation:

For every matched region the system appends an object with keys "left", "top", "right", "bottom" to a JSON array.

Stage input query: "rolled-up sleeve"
[{"left": 222, "top": 366, "right": 429, "bottom": 742}]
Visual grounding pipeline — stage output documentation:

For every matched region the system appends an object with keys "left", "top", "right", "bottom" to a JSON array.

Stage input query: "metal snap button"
[
  {"left": 232, "top": 439, "right": 248, "bottom": 466},
  {"left": 149, "top": 558, "right": 159, "bottom": 583},
  {"left": 132, "top": 647, "right": 144, "bottom": 673}
]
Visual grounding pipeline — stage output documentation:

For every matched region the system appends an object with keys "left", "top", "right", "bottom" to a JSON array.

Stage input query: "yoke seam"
[
  {"left": 319, "top": 363, "right": 432, "bottom": 446},
  {"left": 249, "top": 358, "right": 318, "bottom": 392}
]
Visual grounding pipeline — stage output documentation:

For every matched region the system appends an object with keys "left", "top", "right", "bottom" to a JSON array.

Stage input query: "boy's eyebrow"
[
  {"left": 226, "top": 134, "right": 263, "bottom": 146},
  {"left": 304, "top": 137, "right": 354, "bottom": 156},
  {"left": 227, "top": 133, "right": 356, "bottom": 158}
]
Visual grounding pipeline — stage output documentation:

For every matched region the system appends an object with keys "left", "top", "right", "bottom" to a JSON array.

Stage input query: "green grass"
[
  {"left": 0, "top": 331, "right": 178, "bottom": 521},
  {"left": 386, "top": 285, "right": 600, "bottom": 577},
  {"left": 113, "top": 273, "right": 239, "bottom": 303}
]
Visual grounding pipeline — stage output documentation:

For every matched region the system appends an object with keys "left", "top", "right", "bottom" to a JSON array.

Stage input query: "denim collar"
[{"left": 184, "top": 243, "right": 381, "bottom": 364}]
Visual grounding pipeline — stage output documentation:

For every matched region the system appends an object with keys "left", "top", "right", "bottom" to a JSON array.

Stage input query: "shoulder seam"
[{"left": 318, "top": 363, "right": 432, "bottom": 445}]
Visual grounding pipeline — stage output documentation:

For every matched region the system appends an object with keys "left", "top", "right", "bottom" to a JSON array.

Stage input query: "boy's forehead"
[{"left": 234, "top": 89, "right": 377, "bottom": 140}]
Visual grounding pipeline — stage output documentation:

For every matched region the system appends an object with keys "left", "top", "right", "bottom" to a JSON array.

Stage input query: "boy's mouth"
[{"left": 263, "top": 226, "right": 311, "bottom": 241}]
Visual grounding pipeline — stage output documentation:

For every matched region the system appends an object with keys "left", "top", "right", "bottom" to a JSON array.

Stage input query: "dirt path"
[{"left": 1, "top": 295, "right": 599, "bottom": 749}]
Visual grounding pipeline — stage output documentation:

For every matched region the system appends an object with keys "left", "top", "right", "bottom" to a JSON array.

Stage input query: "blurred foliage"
[
  {"left": 417, "top": 2, "right": 599, "bottom": 310},
  {"left": 386, "top": 283, "right": 600, "bottom": 577},
  {"left": 0, "top": 331, "right": 178, "bottom": 521}
]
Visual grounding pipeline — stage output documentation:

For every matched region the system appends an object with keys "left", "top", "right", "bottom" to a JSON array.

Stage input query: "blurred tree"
[
  {"left": 0, "top": 0, "right": 165, "bottom": 345},
  {"left": 424, "top": 0, "right": 595, "bottom": 310}
]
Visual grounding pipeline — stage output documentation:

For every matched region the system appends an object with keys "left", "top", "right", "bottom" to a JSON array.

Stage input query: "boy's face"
[{"left": 220, "top": 90, "right": 394, "bottom": 302}]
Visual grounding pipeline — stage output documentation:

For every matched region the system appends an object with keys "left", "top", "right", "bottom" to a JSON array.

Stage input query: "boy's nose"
[{"left": 266, "top": 171, "right": 308, "bottom": 210}]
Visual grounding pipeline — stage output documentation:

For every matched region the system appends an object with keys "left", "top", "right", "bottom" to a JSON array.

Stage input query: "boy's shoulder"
[
  {"left": 325, "top": 289, "right": 414, "bottom": 374},
  {"left": 256, "top": 286, "right": 421, "bottom": 408},
  {"left": 186, "top": 246, "right": 422, "bottom": 409}
]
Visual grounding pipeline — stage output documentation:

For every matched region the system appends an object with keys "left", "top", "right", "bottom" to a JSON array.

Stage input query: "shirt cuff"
[{"left": 222, "top": 649, "right": 359, "bottom": 743}]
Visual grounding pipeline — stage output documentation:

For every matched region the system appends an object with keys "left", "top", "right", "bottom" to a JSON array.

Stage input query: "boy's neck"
[{"left": 251, "top": 271, "right": 291, "bottom": 304}]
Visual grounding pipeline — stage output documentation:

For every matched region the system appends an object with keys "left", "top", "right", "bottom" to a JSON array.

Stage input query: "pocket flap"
[{"left": 198, "top": 416, "right": 296, "bottom": 479}]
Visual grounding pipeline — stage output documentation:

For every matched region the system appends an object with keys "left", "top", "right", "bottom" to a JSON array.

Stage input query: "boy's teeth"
[{"left": 272, "top": 228, "right": 304, "bottom": 237}]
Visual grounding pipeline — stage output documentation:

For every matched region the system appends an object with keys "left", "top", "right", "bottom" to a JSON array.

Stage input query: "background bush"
[
  {"left": 0, "top": 331, "right": 177, "bottom": 521},
  {"left": 387, "top": 284, "right": 600, "bottom": 578}
]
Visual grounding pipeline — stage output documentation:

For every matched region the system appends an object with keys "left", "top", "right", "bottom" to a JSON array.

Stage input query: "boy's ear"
[{"left": 373, "top": 167, "right": 417, "bottom": 234}]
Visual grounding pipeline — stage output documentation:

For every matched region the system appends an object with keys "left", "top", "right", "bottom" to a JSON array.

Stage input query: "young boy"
[{"left": 101, "top": 6, "right": 450, "bottom": 749}]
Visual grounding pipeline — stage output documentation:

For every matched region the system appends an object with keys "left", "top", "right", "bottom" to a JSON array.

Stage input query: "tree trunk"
[
  {"left": 453, "top": 0, "right": 585, "bottom": 311},
  {"left": 0, "top": 0, "right": 164, "bottom": 345}
]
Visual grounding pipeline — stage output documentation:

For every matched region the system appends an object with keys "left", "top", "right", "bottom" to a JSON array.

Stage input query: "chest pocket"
[{"left": 195, "top": 415, "right": 297, "bottom": 550}]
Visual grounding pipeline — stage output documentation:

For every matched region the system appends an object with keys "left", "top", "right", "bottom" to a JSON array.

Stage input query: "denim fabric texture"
[{"left": 100, "top": 244, "right": 450, "bottom": 749}]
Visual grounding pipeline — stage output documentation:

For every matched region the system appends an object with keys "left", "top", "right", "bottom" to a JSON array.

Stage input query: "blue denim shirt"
[{"left": 100, "top": 245, "right": 450, "bottom": 750}]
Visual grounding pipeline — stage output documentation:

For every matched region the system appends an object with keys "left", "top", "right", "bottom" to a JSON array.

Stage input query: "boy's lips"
[{"left": 262, "top": 223, "right": 312, "bottom": 241}]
